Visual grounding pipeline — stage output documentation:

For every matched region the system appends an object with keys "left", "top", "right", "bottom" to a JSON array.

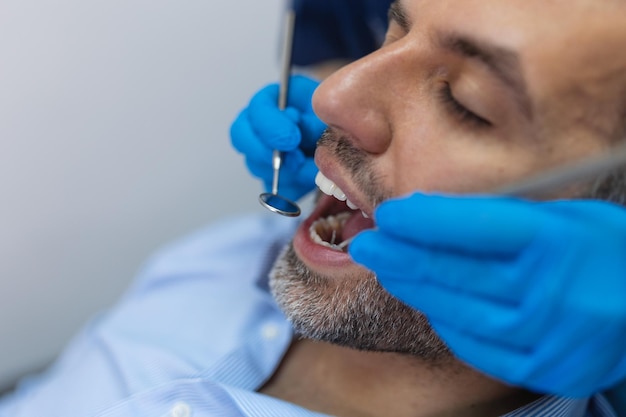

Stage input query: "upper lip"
[{"left": 314, "top": 146, "right": 374, "bottom": 218}]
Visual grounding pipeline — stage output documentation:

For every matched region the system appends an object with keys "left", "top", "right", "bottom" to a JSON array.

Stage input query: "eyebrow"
[
  {"left": 388, "top": 0, "right": 533, "bottom": 120},
  {"left": 388, "top": 1, "right": 410, "bottom": 32}
]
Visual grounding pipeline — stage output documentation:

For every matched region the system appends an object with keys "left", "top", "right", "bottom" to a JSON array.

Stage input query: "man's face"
[{"left": 270, "top": 0, "right": 626, "bottom": 358}]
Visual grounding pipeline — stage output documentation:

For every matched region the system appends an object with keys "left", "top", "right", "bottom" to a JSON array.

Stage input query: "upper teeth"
[{"left": 315, "top": 172, "right": 368, "bottom": 218}]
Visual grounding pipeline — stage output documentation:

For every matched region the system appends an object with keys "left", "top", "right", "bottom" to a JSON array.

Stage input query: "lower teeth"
[{"left": 310, "top": 212, "right": 351, "bottom": 251}]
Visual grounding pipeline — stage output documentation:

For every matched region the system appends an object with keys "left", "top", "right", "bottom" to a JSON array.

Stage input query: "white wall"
[{"left": 0, "top": 0, "right": 283, "bottom": 388}]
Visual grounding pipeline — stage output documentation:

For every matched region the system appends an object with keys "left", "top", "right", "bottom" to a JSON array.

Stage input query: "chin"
[{"left": 268, "top": 242, "right": 453, "bottom": 362}]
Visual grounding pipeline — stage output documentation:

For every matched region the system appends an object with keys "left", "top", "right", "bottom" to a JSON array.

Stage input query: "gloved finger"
[
  {"left": 294, "top": 158, "right": 319, "bottom": 189},
  {"left": 374, "top": 193, "right": 539, "bottom": 256},
  {"left": 545, "top": 199, "right": 626, "bottom": 229},
  {"left": 427, "top": 319, "right": 532, "bottom": 387},
  {"left": 299, "top": 113, "right": 327, "bottom": 153},
  {"left": 526, "top": 318, "right": 624, "bottom": 397},
  {"left": 429, "top": 318, "right": 593, "bottom": 396},
  {"left": 281, "top": 149, "right": 307, "bottom": 173},
  {"left": 519, "top": 328, "right": 612, "bottom": 398},
  {"left": 248, "top": 84, "right": 303, "bottom": 151},
  {"left": 275, "top": 184, "right": 309, "bottom": 203},
  {"left": 247, "top": 160, "right": 274, "bottom": 190},
  {"left": 350, "top": 230, "right": 529, "bottom": 303},
  {"left": 380, "top": 278, "right": 538, "bottom": 351},
  {"left": 248, "top": 153, "right": 317, "bottom": 201},
  {"left": 230, "top": 109, "right": 274, "bottom": 160},
  {"left": 286, "top": 75, "right": 321, "bottom": 111},
  {"left": 601, "top": 355, "right": 626, "bottom": 393}
]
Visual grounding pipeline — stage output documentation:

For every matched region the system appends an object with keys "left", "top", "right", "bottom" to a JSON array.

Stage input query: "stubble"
[{"left": 269, "top": 243, "right": 452, "bottom": 362}]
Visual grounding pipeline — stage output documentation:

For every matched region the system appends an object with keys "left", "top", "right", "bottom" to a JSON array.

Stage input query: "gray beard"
[{"left": 269, "top": 243, "right": 453, "bottom": 363}]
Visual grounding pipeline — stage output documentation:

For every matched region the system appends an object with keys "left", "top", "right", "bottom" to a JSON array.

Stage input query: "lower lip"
[{"left": 292, "top": 195, "right": 355, "bottom": 270}]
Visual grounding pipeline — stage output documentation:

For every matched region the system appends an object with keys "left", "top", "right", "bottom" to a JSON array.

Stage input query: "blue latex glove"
[
  {"left": 230, "top": 75, "right": 326, "bottom": 202},
  {"left": 350, "top": 193, "right": 626, "bottom": 397}
]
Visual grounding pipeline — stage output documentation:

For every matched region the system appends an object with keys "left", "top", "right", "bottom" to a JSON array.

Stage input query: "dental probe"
[
  {"left": 258, "top": 7, "right": 302, "bottom": 217},
  {"left": 336, "top": 141, "right": 626, "bottom": 250},
  {"left": 492, "top": 140, "right": 626, "bottom": 197}
]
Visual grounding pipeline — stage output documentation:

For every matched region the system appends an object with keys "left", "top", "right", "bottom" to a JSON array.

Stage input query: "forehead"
[
  {"left": 401, "top": 0, "right": 626, "bottom": 133},
  {"left": 402, "top": 0, "right": 626, "bottom": 60},
  {"left": 403, "top": 0, "right": 625, "bottom": 36},
  {"left": 399, "top": 1, "right": 626, "bottom": 69}
]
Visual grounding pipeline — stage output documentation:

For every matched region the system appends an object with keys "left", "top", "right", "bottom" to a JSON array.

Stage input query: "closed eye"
[{"left": 439, "top": 82, "right": 492, "bottom": 128}]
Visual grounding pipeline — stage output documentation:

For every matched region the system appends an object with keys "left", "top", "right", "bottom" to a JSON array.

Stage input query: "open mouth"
[{"left": 308, "top": 172, "right": 375, "bottom": 252}]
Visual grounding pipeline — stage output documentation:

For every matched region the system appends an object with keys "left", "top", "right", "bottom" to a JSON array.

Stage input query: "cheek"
[{"left": 381, "top": 127, "right": 545, "bottom": 196}]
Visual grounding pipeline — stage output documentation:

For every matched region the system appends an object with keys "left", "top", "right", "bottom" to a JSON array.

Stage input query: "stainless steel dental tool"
[
  {"left": 258, "top": 8, "right": 301, "bottom": 217},
  {"left": 492, "top": 140, "right": 626, "bottom": 197},
  {"left": 336, "top": 140, "right": 626, "bottom": 250}
]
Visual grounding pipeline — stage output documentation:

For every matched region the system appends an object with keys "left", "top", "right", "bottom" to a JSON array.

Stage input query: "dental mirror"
[{"left": 258, "top": 8, "right": 301, "bottom": 217}]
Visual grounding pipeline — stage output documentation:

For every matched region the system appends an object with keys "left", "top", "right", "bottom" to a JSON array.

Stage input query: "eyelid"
[
  {"left": 439, "top": 83, "right": 492, "bottom": 128},
  {"left": 382, "top": 20, "right": 407, "bottom": 46}
]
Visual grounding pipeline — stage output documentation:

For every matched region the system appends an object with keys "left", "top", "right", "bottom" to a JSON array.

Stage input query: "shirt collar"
[{"left": 502, "top": 395, "right": 589, "bottom": 417}]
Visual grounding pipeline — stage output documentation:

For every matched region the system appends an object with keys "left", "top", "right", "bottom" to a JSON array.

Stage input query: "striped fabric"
[
  {"left": 503, "top": 395, "right": 615, "bottom": 417},
  {"left": 0, "top": 214, "right": 617, "bottom": 417}
]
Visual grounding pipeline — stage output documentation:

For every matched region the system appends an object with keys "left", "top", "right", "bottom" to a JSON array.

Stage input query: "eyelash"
[{"left": 439, "top": 83, "right": 491, "bottom": 128}]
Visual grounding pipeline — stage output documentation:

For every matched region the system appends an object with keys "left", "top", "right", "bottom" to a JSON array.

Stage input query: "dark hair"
[{"left": 586, "top": 167, "right": 626, "bottom": 206}]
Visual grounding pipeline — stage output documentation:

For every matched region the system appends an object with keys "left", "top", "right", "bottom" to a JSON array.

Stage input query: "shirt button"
[
  {"left": 261, "top": 323, "right": 280, "bottom": 340},
  {"left": 170, "top": 402, "right": 191, "bottom": 417}
]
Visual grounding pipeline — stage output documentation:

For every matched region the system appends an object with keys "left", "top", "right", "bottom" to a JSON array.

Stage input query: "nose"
[{"left": 312, "top": 45, "right": 407, "bottom": 155}]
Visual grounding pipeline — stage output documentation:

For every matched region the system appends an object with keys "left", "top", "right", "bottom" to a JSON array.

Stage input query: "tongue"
[{"left": 342, "top": 211, "right": 375, "bottom": 241}]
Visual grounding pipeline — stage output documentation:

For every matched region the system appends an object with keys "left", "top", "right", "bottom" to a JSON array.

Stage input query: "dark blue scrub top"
[{"left": 292, "top": 0, "right": 394, "bottom": 66}]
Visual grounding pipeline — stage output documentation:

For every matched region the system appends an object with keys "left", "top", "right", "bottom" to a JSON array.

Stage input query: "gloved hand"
[
  {"left": 349, "top": 193, "right": 626, "bottom": 397},
  {"left": 230, "top": 75, "right": 326, "bottom": 202}
]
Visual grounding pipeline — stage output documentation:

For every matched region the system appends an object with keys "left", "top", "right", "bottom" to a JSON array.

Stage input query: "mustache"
[
  {"left": 317, "top": 128, "right": 390, "bottom": 208},
  {"left": 317, "top": 128, "right": 370, "bottom": 177}
]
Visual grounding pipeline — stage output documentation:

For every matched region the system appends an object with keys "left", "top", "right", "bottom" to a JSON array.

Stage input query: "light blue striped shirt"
[{"left": 0, "top": 214, "right": 616, "bottom": 417}]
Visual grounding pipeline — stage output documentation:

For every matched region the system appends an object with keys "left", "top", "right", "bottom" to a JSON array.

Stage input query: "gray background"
[{"left": 0, "top": 0, "right": 283, "bottom": 388}]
